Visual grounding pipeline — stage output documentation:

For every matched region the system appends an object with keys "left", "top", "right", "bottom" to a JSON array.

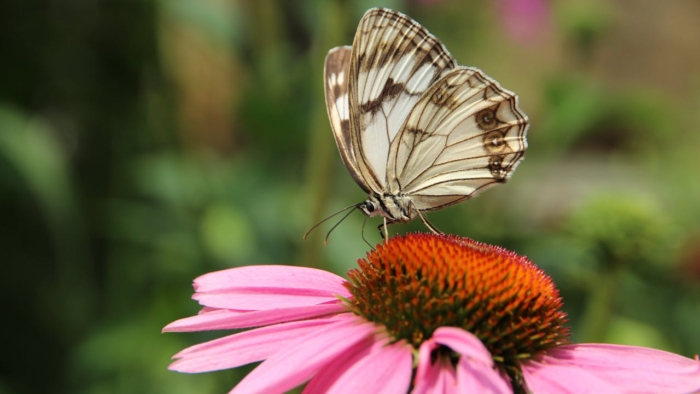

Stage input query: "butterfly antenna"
[
  {"left": 323, "top": 205, "right": 359, "bottom": 245},
  {"left": 303, "top": 203, "right": 360, "bottom": 241}
]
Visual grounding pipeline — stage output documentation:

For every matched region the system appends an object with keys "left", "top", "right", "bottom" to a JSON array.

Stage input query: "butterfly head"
[
  {"left": 358, "top": 201, "right": 379, "bottom": 217},
  {"left": 360, "top": 193, "right": 413, "bottom": 223},
  {"left": 359, "top": 195, "right": 381, "bottom": 218}
]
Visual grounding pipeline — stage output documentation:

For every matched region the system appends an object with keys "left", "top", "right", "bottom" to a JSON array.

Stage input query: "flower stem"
[{"left": 579, "top": 260, "right": 623, "bottom": 343}]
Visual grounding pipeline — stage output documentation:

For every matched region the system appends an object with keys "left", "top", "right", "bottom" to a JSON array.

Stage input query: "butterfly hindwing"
[
  {"left": 387, "top": 67, "right": 529, "bottom": 211},
  {"left": 348, "top": 8, "right": 457, "bottom": 192}
]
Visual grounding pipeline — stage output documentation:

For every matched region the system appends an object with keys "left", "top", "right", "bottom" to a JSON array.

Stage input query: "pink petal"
[
  {"left": 429, "top": 362, "right": 459, "bottom": 394},
  {"left": 455, "top": 357, "right": 511, "bottom": 394},
  {"left": 163, "top": 303, "right": 347, "bottom": 332},
  {"left": 412, "top": 338, "right": 458, "bottom": 394},
  {"left": 230, "top": 315, "right": 377, "bottom": 394},
  {"left": 303, "top": 336, "right": 381, "bottom": 393},
  {"left": 522, "top": 344, "right": 700, "bottom": 393},
  {"left": 194, "top": 292, "right": 342, "bottom": 310},
  {"left": 432, "top": 327, "right": 494, "bottom": 366},
  {"left": 191, "top": 266, "right": 351, "bottom": 310},
  {"left": 414, "top": 328, "right": 510, "bottom": 394},
  {"left": 168, "top": 317, "right": 341, "bottom": 373},
  {"left": 194, "top": 265, "right": 350, "bottom": 295},
  {"left": 522, "top": 361, "right": 616, "bottom": 393},
  {"left": 307, "top": 338, "right": 413, "bottom": 394}
]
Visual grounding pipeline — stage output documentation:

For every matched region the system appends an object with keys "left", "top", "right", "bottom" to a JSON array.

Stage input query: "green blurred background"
[{"left": 1, "top": 0, "right": 699, "bottom": 393}]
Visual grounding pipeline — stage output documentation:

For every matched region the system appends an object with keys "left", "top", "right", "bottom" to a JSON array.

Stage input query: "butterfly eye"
[{"left": 365, "top": 201, "right": 376, "bottom": 212}]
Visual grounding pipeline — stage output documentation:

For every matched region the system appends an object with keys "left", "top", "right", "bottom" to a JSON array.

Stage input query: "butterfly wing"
[
  {"left": 386, "top": 67, "right": 529, "bottom": 211},
  {"left": 348, "top": 8, "right": 457, "bottom": 193},
  {"left": 324, "top": 46, "right": 372, "bottom": 193}
]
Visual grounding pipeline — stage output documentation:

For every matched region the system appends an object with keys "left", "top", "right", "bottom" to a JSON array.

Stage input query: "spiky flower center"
[{"left": 344, "top": 233, "right": 570, "bottom": 375}]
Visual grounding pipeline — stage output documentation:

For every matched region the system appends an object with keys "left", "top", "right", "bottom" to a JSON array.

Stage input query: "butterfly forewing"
[
  {"left": 348, "top": 8, "right": 457, "bottom": 192},
  {"left": 324, "top": 46, "right": 372, "bottom": 193}
]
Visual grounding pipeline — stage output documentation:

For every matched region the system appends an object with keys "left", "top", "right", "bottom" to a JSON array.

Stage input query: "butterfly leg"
[
  {"left": 412, "top": 203, "right": 443, "bottom": 235},
  {"left": 377, "top": 217, "right": 410, "bottom": 240},
  {"left": 377, "top": 217, "right": 389, "bottom": 240}
]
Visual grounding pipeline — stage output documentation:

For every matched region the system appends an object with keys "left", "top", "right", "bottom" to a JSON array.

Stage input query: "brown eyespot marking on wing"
[
  {"left": 446, "top": 94, "right": 461, "bottom": 110},
  {"left": 488, "top": 155, "right": 508, "bottom": 180},
  {"left": 431, "top": 93, "right": 445, "bottom": 106},
  {"left": 429, "top": 79, "right": 458, "bottom": 106},
  {"left": 430, "top": 76, "right": 466, "bottom": 111},
  {"left": 482, "top": 129, "right": 512, "bottom": 154},
  {"left": 360, "top": 78, "right": 406, "bottom": 114},
  {"left": 475, "top": 103, "right": 501, "bottom": 130}
]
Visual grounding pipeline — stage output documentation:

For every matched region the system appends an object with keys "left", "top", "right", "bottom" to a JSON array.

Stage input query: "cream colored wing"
[
  {"left": 324, "top": 46, "right": 372, "bottom": 193},
  {"left": 386, "top": 67, "right": 529, "bottom": 211},
  {"left": 348, "top": 8, "right": 456, "bottom": 192}
]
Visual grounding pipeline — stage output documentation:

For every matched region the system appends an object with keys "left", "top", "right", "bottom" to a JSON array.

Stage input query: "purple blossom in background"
[{"left": 497, "top": 0, "right": 550, "bottom": 45}]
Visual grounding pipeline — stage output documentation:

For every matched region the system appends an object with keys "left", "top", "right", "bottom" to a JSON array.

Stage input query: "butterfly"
[{"left": 314, "top": 8, "right": 528, "bottom": 240}]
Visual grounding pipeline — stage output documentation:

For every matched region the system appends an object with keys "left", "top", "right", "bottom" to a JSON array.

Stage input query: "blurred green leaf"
[
  {"left": 568, "top": 194, "right": 674, "bottom": 268},
  {"left": 605, "top": 316, "right": 673, "bottom": 351},
  {"left": 159, "top": 0, "right": 243, "bottom": 47},
  {"left": 200, "top": 202, "right": 256, "bottom": 265}
]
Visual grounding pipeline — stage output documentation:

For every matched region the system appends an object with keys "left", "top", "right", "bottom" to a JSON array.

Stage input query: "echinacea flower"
[{"left": 164, "top": 233, "right": 700, "bottom": 393}]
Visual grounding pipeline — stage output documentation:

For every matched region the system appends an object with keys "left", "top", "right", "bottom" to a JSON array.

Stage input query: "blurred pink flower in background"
[
  {"left": 497, "top": 0, "right": 551, "bottom": 45},
  {"left": 164, "top": 234, "right": 700, "bottom": 393}
]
